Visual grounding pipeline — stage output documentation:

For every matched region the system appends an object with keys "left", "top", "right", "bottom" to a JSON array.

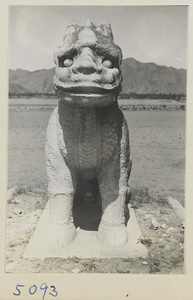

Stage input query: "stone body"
[{"left": 46, "top": 20, "right": 132, "bottom": 247}]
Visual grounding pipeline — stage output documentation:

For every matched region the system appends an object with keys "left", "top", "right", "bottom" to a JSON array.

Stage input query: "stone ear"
[
  {"left": 117, "top": 46, "right": 123, "bottom": 64},
  {"left": 53, "top": 46, "right": 61, "bottom": 66}
]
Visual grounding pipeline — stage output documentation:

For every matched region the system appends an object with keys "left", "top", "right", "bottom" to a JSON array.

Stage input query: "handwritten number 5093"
[{"left": 13, "top": 283, "right": 58, "bottom": 299}]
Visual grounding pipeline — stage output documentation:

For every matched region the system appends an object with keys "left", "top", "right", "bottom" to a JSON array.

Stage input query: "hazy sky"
[{"left": 9, "top": 5, "right": 188, "bottom": 71}]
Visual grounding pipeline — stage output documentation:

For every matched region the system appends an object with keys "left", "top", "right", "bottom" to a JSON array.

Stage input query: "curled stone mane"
[{"left": 54, "top": 20, "right": 122, "bottom": 67}]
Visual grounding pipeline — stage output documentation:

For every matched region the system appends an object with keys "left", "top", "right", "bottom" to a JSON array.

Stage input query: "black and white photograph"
[
  {"left": 1, "top": 1, "right": 193, "bottom": 299},
  {"left": 7, "top": 5, "right": 187, "bottom": 274}
]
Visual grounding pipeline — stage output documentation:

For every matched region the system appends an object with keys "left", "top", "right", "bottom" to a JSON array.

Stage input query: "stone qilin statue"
[{"left": 46, "top": 20, "right": 132, "bottom": 247}]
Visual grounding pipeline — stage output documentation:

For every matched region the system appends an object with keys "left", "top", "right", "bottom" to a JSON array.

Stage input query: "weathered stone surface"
[
  {"left": 45, "top": 20, "right": 132, "bottom": 248},
  {"left": 23, "top": 204, "right": 148, "bottom": 259},
  {"left": 167, "top": 197, "right": 185, "bottom": 220}
]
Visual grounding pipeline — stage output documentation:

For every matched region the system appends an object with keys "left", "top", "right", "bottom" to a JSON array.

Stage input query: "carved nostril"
[
  {"left": 78, "top": 66, "right": 97, "bottom": 75},
  {"left": 71, "top": 47, "right": 103, "bottom": 75},
  {"left": 72, "top": 50, "right": 103, "bottom": 75},
  {"left": 73, "top": 64, "right": 102, "bottom": 75}
]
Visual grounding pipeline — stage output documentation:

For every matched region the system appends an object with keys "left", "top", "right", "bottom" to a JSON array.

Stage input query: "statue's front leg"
[
  {"left": 46, "top": 110, "right": 77, "bottom": 247},
  {"left": 47, "top": 162, "right": 77, "bottom": 247},
  {"left": 48, "top": 170, "right": 77, "bottom": 247},
  {"left": 97, "top": 149, "right": 131, "bottom": 247},
  {"left": 48, "top": 162, "right": 77, "bottom": 229}
]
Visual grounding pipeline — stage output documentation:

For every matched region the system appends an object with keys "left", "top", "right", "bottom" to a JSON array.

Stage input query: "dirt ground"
[
  {"left": 6, "top": 188, "right": 184, "bottom": 274},
  {"left": 6, "top": 105, "right": 185, "bottom": 274}
]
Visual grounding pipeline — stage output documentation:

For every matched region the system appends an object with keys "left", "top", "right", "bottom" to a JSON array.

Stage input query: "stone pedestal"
[{"left": 24, "top": 202, "right": 147, "bottom": 259}]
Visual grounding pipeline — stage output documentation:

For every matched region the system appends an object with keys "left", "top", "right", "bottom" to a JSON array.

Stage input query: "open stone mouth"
[{"left": 56, "top": 85, "right": 115, "bottom": 96}]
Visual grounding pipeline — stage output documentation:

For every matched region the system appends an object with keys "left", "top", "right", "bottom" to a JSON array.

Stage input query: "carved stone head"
[{"left": 53, "top": 20, "right": 123, "bottom": 107}]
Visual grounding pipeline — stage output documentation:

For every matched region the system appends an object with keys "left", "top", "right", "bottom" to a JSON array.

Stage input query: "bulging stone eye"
[
  {"left": 102, "top": 60, "right": 113, "bottom": 69},
  {"left": 63, "top": 58, "right": 74, "bottom": 67}
]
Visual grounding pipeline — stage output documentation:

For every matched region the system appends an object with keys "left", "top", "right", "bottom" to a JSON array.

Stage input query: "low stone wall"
[{"left": 120, "top": 105, "right": 186, "bottom": 111}]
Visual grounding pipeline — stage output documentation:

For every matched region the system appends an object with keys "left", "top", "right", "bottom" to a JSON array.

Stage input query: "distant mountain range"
[{"left": 9, "top": 58, "right": 186, "bottom": 95}]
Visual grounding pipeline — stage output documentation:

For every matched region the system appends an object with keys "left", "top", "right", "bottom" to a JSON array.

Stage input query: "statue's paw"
[
  {"left": 49, "top": 222, "right": 76, "bottom": 248},
  {"left": 97, "top": 223, "right": 128, "bottom": 247}
]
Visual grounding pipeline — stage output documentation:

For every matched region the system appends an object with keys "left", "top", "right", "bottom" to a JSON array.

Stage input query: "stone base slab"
[
  {"left": 167, "top": 196, "right": 184, "bottom": 220},
  {"left": 24, "top": 202, "right": 148, "bottom": 259}
]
